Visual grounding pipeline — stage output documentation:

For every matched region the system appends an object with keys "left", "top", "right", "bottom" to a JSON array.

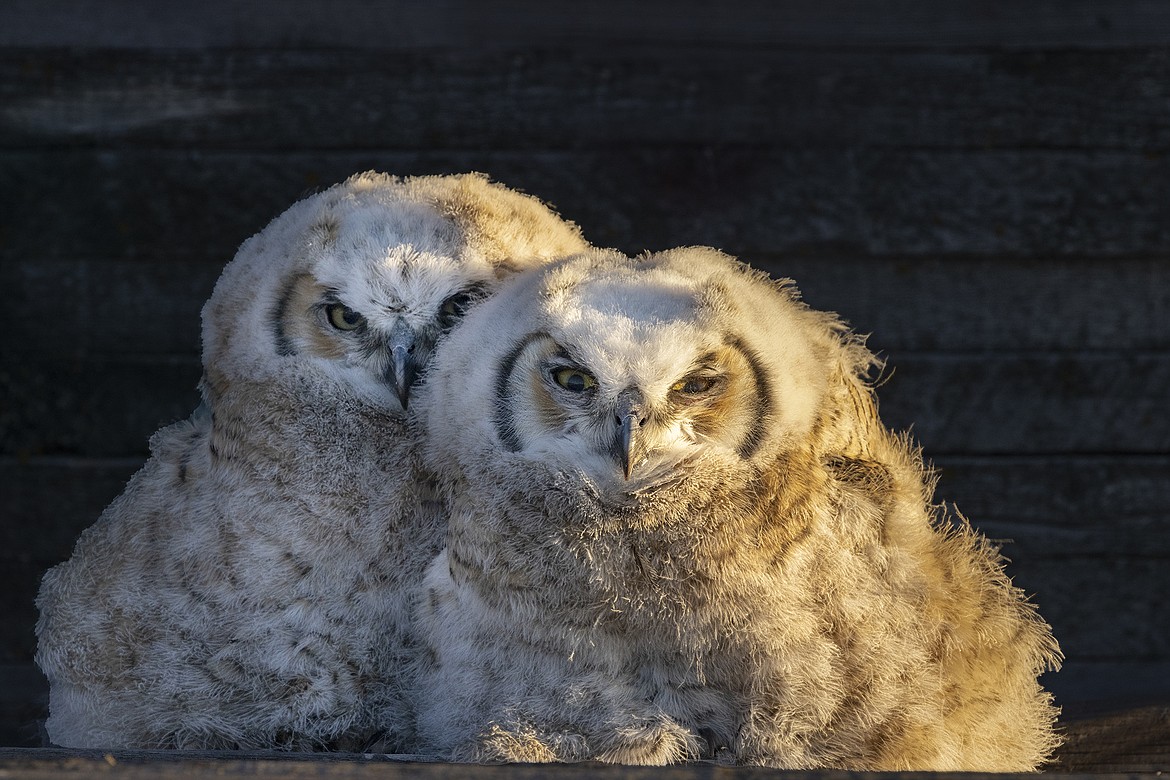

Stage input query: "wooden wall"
[{"left": 2, "top": 0, "right": 1169, "bottom": 748}]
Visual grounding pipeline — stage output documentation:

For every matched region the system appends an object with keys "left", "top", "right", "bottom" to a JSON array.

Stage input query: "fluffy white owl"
[
  {"left": 35, "top": 171, "right": 588, "bottom": 750},
  {"left": 412, "top": 247, "right": 1062, "bottom": 770}
]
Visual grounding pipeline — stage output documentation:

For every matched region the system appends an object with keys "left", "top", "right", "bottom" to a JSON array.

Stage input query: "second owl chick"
[
  {"left": 412, "top": 247, "right": 1062, "bottom": 770},
  {"left": 35, "top": 172, "right": 588, "bottom": 751}
]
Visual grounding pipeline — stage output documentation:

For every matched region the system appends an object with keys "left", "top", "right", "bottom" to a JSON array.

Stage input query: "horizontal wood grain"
[
  {"left": 4, "top": 0, "right": 1170, "bottom": 49},
  {"left": 3, "top": 149, "right": 1169, "bottom": 261},
  {"left": 2, "top": 48, "right": 1168, "bottom": 151},
  {"left": 3, "top": 259, "right": 215, "bottom": 358},
  {"left": 766, "top": 255, "right": 1170, "bottom": 353},
  {"left": 1053, "top": 702, "right": 1170, "bottom": 773},
  {"left": 933, "top": 458, "right": 1170, "bottom": 557},
  {"left": 1022, "top": 555, "right": 1169, "bottom": 660},
  {"left": 0, "top": 457, "right": 144, "bottom": 562},
  {"left": 0, "top": 357, "right": 203, "bottom": 458},
  {"left": 875, "top": 352, "right": 1170, "bottom": 454},
  {"left": 2, "top": 699, "right": 1170, "bottom": 769}
]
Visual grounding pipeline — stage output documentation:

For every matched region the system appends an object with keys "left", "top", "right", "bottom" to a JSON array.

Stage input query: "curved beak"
[
  {"left": 612, "top": 389, "right": 648, "bottom": 480},
  {"left": 386, "top": 320, "right": 418, "bottom": 409}
]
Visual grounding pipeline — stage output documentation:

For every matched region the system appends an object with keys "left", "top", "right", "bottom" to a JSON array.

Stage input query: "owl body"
[
  {"left": 35, "top": 172, "right": 587, "bottom": 750},
  {"left": 413, "top": 248, "right": 1061, "bottom": 770}
]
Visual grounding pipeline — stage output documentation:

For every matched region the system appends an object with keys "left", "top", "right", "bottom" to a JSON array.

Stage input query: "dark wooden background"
[{"left": 1, "top": 0, "right": 1168, "bottom": 768}]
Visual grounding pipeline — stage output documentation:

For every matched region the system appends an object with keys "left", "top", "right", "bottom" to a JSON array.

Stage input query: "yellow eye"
[
  {"left": 552, "top": 368, "right": 597, "bottom": 392},
  {"left": 326, "top": 303, "right": 365, "bottom": 331},
  {"left": 671, "top": 375, "right": 719, "bottom": 395},
  {"left": 438, "top": 292, "right": 473, "bottom": 327}
]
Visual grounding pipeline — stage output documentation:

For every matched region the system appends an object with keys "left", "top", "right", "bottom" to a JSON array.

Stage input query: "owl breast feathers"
[
  {"left": 411, "top": 247, "right": 1062, "bottom": 770},
  {"left": 34, "top": 172, "right": 587, "bottom": 751}
]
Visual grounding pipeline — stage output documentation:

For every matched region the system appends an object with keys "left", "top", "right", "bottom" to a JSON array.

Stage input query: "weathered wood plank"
[
  {"left": 3, "top": 259, "right": 216, "bottom": 357},
  {"left": 0, "top": 747, "right": 646, "bottom": 778},
  {"left": 3, "top": 149, "right": 1169, "bottom": 261},
  {"left": 0, "top": 563, "right": 39, "bottom": 664},
  {"left": 0, "top": 666, "right": 45, "bottom": 748},
  {"left": 0, "top": 357, "right": 202, "bottom": 458},
  {"left": 4, "top": 0, "right": 1170, "bottom": 49},
  {"left": 0, "top": 458, "right": 143, "bottom": 562},
  {"left": 934, "top": 460, "right": 1170, "bottom": 665},
  {"left": 769, "top": 256, "right": 1170, "bottom": 353},
  {"left": 6, "top": 256, "right": 1169, "bottom": 358},
  {"left": 843, "top": 150, "right": 1170, "bottom": 256},
  {"left": 1047, "top": 662, "right": 1170, "bottom": 711},
  {"left": 4, "top": 353, "right": 1167, "bottom": 457},
  {"left": 0, "top": 745, "right": 995, "bottom": 778},
  {"left": 3, "top": 48, "right": 1169, "bottom": 151},
  {"left": 1053, "top": 703, "right": 1170, "bottom": 773},
  {"left": 875, "top": 352, "right": 1170, "bottom": 454},
  {"left": 931, "top": 456, "right": 1170, "bottom": 556},
  {"left": 1014, "top": 555, "right": 1170, "bottom": 661}
]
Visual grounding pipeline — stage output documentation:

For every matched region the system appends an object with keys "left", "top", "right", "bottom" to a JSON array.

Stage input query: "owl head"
[
  {"left": 422, "top": 247, "right": 880, "bottom": 531},
  {"left": 199, "top": 172, "right": 587, "bottom": 416}
]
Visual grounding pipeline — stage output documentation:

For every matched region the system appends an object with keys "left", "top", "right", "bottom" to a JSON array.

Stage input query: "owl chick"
[
  {"left": 35, "top": 171, "right": 588, "bottom": 751},
  {"left": 412, "top": 247, "right": 1062, "bottom": 770}
]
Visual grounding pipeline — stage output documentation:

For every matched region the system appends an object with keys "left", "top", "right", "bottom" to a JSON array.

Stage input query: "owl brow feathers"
[
  {"left": 493, "top": 331, "right": 552, "bottom": 452},
  {"left": 724, "top": 335, "right": 772, "bottom": 460}
]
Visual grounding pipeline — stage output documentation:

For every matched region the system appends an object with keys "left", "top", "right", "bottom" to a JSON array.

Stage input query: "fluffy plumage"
[
  {"left": 411, "top": 247, "right": 1062, "bottom": 770},
  {"left": 35, "top": 171, "right": 588, "bottom": 750}
]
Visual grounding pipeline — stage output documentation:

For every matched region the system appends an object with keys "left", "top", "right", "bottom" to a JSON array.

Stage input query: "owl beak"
[
  {"left": 386, "top": 321, "right": 418, "bottom": 409},
  {"left": 613, "top": 390, "right": 648, "bottom": 480}
]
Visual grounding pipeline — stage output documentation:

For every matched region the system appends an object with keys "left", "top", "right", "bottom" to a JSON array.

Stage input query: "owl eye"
[
  {"left": 326, "top": 303, "right": 365, "bottom": 331},
  {"left": 671, "top": 375, "right": 720, "bottom": 396},
  {"left": 551, "top": 367, "right": 597, "bottom": 393},
  {"left": 438, "top": 292, "right": 473, "bottom": 326}
]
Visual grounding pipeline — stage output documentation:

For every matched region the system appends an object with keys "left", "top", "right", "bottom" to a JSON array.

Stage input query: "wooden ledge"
[{"left": 0, "top": 703, "right": 1167, "bottom": 779}]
